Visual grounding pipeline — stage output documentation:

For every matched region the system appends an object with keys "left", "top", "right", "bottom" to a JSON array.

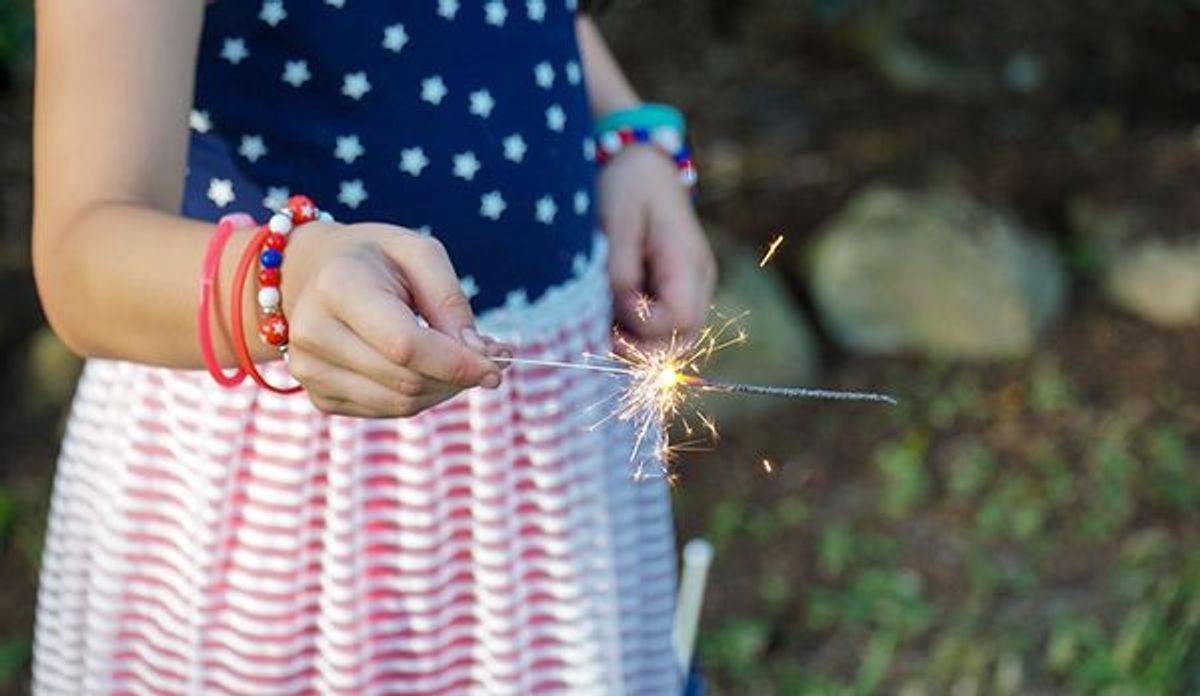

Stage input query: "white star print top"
[{"left": 186, "top": 0, "right": 599, "bottom": 312}]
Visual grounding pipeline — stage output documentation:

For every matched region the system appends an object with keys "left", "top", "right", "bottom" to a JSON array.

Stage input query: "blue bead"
[
  {"left": 674, "top": 145, "right": 692, "bottom": 162},
  {"left": 260, "top": 248, "right": 283, "bottom": 269},
  {"left": 632, "top": 127, "right": 650, "bottom": 142}
]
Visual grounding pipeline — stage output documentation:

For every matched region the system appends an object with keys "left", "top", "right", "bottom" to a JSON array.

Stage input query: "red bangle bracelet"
[
  {"left": 198, "top": 213, "right": 254, "bottom": 387},
  {"left": 230, "top": 224, "right": 303, "bottom": 395}
]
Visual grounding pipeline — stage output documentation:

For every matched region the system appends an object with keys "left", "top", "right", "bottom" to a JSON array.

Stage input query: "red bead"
[
  {"left": 618, "top": 128, "right": 635, "bottom": 145},
  {"left": 258, "top": 268, "right": 281, "bottom": 287},
  {"left": 264, "top": 232, "right": 288, "bottom": 251},
  {"left": 596, "top": 149, "right": 609, "bottom": 165},
  {"left": 259, "top": 314, "right": 289, "bottom": 346},
  {"left": 287, "top": 195, "right": 317, "bottom": 224}
]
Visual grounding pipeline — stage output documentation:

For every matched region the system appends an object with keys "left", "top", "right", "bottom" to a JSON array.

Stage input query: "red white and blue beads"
[
  {"left": 255, "top": 194, "right": 333, "bottom": 352},
  {"left": 594, "top": 125, "right": 697, "bottom": 192}
]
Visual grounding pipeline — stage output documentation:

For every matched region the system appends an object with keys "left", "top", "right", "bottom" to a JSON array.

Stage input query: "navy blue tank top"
[{"left": 185, "top": 0, "right": 598, "bottom": 313}]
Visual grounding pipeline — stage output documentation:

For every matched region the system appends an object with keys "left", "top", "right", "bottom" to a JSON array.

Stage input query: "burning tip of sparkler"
[{"left": 761, "top": 458, "right": 774, "bottom": 474}]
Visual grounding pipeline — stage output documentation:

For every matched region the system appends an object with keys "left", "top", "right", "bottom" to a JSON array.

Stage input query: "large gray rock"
[
  {"left": 809, "top": 186, "right": 1066, "bottom": 358},
  {"left": 698, "top": 230, "right": 819, "bottom": 422},
  {"left": 1070, "top": 197, "right": 1200, "bottom": 327}
]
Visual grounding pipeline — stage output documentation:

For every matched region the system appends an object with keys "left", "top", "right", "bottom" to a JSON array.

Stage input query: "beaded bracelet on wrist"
[{"left": 595, "top": 124, "right": 698, "bottom": 191}]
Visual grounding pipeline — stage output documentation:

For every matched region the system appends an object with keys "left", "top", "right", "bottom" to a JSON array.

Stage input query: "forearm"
[
  {"left": 33, "top": 204, "right": 288, "bottom": 369},
  {"left": 575, "top": 15, "right": 640, "bottom": 118}
]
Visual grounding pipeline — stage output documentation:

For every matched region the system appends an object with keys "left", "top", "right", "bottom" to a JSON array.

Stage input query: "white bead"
[
  {"left": 600, "top": 131, "right": 623, "bottom": 155},
  {"left": 318, "top": 210, "right": 335, "bottom": 223},
  {"left": 268, "top": 213, "right": 293, "bottom": 234},
  {"left": 257, "top": 286, "right": 281, "bottom": 311},
  {"left": 652, "top": 126, "right": 683, "bottom": 154},
  {"left": 680, "top": 167, "right": 698, "bottom": 188}
]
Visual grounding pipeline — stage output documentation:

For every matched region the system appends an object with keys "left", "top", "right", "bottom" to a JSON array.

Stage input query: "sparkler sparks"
[
  {"left": 494, "top": 312, "right": 896, "bottom": 479},
  {"left": 758, "top": 234, "right": 785, "bottom": 267}
]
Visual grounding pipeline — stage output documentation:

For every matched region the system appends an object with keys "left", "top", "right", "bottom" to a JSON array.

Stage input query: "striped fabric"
[{"left": 32, "top": 239, "right": 680, "bottom": 695}]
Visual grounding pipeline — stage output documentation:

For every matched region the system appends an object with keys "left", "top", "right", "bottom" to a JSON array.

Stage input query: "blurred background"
[{"left": 1, "top": 0, "right": 1199, "bottom": 693}]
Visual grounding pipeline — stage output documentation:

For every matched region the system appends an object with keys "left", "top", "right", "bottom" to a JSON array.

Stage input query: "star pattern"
[
  {"left": 453, "top": 151, "right": 482, "bottom": 181},
  {"left": 565, "top": 60, "right": 582, "bottom": 85},
  {"left": 484, "top": 1, "right": 508, "bottom": 26},
  {"left": 421, "top": 76, "right": 448, "bottom": 105},
  {"left": 338, "top": 179, "right": 368, "bottom": 208},
  {"left": 282, "top": 60, "right": 311, "bottom": 87},
  {"left": 187, "top": 4, "right": 601, "bottom": 313},
  {"left": 480, "top": 191, "right": 507, "bottom": 220},
  {"left": 221, "top": 38, "right": 249, "bottom": 64},
  {"left": 342, "top": 72, "right": 372, "bottom": 100},
  {"left": 438, "top": 0, "right": 460, "bottom": 20},
  {"left": 503, "top": 133, "right": 528, "bottom": 163},
  {"left": 239, "top": 135, "right": 268, "bottom": 162},
  {"left": 546, "top": 104, "right": 566, "bottom": 131},
  {"left": 399, "top": 147, "right": 430, "bottom": 176},
  {"left": 334, "top": 135, "right": 365, "bottom": 164},
  {"left": 190, "top": 109, "right": 212, "bottom": 133},
  {"left": 259, "top": 1, "right": 287, "bottom": 27},
  {"left": 535, "top": 195, "right": 558, "bottom": 225},
  {"left": 534, "top": 61, "right": 555, "bottom": 89},
  {"left": 469, "top": 89, "right": 496, "bottom": 118},
  {"left": 208, "top": 178, "right": 235, "bottom": 208},
  {"left": 263, "top": 186, "right": 290, "bottom": 211},
  {"left": 382, "top": 24, "right": 409, "bottom": 52}
]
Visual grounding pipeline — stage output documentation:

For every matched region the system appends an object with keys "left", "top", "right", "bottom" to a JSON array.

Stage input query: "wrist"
[{"left": 280, "top": 219, "right": 342, "bottom": 318}]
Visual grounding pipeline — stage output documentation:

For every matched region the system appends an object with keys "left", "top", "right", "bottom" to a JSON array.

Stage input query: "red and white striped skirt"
[{"left": 32, "top": 239, "right": 680, "bottom": 695}]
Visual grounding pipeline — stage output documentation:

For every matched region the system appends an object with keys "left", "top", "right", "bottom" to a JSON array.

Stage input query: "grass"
[{"left": 678, "top": 307, "right": 1200, "bottom": 694}]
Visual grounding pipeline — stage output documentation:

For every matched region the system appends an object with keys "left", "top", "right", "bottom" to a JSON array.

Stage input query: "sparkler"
[{"left": 493, "top": 312, "right": 896, "bottom": 479}]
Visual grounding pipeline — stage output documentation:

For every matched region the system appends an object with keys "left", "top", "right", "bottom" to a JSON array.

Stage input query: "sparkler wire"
[{"left": 493, "top": 357, "right": 897, "bottom": 405}]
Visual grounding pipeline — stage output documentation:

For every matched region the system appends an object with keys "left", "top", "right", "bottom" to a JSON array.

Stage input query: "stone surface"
[
  {"left": 698, "top": 229, "right": 819, "bottom": 423},
  {"left": 808, "top": 186, "right": 1066, "bottom": 358},
  {"left": 1070, "top": 197, "right": 1200, "bottom": 327}
]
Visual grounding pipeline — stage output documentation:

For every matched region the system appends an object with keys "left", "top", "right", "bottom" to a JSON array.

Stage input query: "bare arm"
[
  {"left": 31, "top": 1, "right": 245, "bottom": 366},
  {"left": 33, "top": 1, "right": 501, "bottom": 416},
  {"left": 574, "top": 14, "right": 716, "bottom": 342},
  {"left": 575, "top": 15, "right": 640, "bottom": 118}
]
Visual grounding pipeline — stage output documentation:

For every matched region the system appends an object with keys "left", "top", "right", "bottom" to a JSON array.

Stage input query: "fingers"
[
  {"left": 604, "top": 197, "right": 649, "bottom": 331},
  {"left": 309, "top": 259, "right": 501, "bottom": 389},
  {"left": 620, "top": 209, "right": 715, "bottom": 344},
  {"left": 288, "top": 312, "right": 457, "bottom": 399},
  {"left": 381, "top": 234, "right": 478, "bottom": 341},
  {"left": 294, "top": 357, "right": 459, "bottom": 418}
]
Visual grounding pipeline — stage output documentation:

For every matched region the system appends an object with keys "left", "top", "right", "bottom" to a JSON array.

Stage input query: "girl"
[{"left": 31, "top": 1, "right": 714, "bottom": 694}]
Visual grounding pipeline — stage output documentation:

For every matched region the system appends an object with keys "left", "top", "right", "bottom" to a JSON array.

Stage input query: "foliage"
[{"left": 0, "top": 0, "right": 32, "bottom": 74}]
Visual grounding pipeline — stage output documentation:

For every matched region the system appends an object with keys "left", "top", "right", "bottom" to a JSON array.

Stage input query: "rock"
[
  {"left": 808, "top": 186, "right": 1066, "bottom": 358},
  {"left": 1070, "top": 197, "right": 1200, "bottom": 327},
  {"left": 698, "top": 230, "right": 819, "bottom": 422}
]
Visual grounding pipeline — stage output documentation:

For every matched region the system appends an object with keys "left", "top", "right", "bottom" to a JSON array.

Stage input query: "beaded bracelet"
[
  {"left": 229, "top": 194, "right": 329, "bottom": 395},
  {"left": 198, "top": 212, "right": 255, "bottom": 387},
  {"left": 595, "top": 124, "right": 697, "bottom": 191}
]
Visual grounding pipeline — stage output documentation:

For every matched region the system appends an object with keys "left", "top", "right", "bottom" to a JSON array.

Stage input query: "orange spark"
[{"left": 758, "top": 235, "right": 785, "bottom": 267}]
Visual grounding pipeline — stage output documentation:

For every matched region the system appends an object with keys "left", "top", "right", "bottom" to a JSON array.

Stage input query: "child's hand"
[
  {"left": 599, "top": 147, "right": 717, "bottom": 345},
  {"left": 281, "top": 222, "right": 506, "bottom": 418}
]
